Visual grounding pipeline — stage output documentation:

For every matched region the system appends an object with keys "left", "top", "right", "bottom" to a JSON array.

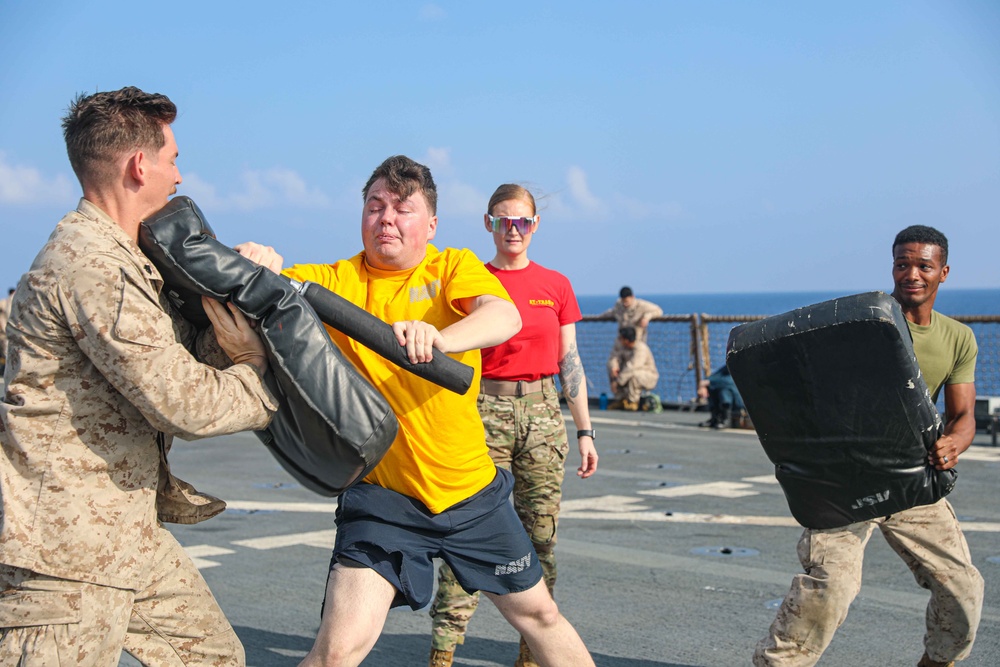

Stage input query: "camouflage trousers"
[
  {"left": 0, "top": 525, "right": 244, "bottom": 666},
  {"left": 753, "top": 499, "right": 984, "bottom": 666},
  {"left": 429, "top": 380, "right": 569, "bottom": 652},
  {"left": 612, "top": 370, "right": 658, "bottom": 403}
]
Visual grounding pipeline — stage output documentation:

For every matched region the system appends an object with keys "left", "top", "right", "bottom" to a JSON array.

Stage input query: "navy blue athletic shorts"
[{"left": 331, "top": 467, "right": 542, "bottom": 609}]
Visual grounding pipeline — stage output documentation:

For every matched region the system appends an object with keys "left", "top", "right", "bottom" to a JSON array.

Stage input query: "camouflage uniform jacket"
[
  {"left": 0, "top": 199, "right": 277, "bottom": 590},
  {"left": 608, "top": 340, "right": 659, "bottom": 382},
  {"left": 600, "top": 297, "right": 663, "bottom": 342}
]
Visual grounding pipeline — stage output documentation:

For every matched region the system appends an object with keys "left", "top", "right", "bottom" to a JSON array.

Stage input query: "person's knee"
[
  {"left": 490, "top": 585, "right": 563, "bottom": 633},
  {"left": 522, "top": 594, "right": 562, "bottom": 630}
]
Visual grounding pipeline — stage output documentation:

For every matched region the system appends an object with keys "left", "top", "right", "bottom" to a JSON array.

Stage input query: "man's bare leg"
[
  {"left": 298, "top": 563, "right": 396, "bottom": 667},
  {"left": 485, "top": 579, "right": 595, "bottom": 667}
]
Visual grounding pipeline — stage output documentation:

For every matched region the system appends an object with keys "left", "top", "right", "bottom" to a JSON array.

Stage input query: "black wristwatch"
[{"left": 577, "top": 429, "right": 596, "bottom": 440}]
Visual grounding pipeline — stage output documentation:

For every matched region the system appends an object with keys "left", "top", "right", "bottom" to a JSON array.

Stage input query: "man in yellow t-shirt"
[{"left": 237, "top": 155, "right": 596, "bottom": 667}]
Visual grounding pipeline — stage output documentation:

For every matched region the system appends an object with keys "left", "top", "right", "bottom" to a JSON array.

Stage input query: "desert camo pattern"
[
  {"left": 0, "top": 198, "right": 276, "bottom": 594},
  {"left": 607, "top": 339, "right": 659, "bottom": 403},
  {"left": 753, "top": 499, "right": 984, "bottom": 666},
  {"left": 601, "top": 297, "right": 662, "bottom": 343},
  {"left": 0, "top": 526, "right": 244, "bottom": 666}
]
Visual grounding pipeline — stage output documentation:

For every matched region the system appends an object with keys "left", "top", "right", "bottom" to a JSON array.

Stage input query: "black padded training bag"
[
  {"left": 139, "top": 197, "right": 398, "bottom": 496},
  {"left": 726, "top": 291, "right": 955, "bottom": 529}
]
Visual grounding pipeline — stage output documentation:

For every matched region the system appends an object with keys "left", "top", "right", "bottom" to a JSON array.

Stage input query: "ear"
[
  {"left": 484, "top": 213, "right": 493, "bottom": 233},
  {"left": 530, "top": 216, "right": 540, "bottom": 234},
  {"left": 940, "top": 264, "right": 950, "bottom": 283},
  {"left": 427, "top": 215, "right": 438, "bottom": 241},
  {"left": 127, "top": 150, "right": 146, "bottom": 185}
]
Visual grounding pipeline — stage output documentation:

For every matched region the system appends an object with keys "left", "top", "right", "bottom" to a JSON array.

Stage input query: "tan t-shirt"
[{"left": 907, "top": 311, "right": 977, "bottom": 402}]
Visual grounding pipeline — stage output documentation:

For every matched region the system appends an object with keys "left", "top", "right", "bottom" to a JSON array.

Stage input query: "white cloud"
[
  {"left": 544, "top": 166, "right": 681, "bottom": 223},
  {"left": 440, "top": 180, "right": 487, "bottom": 217},
  {"left": 541, "top": 166, "right": 610, "bottom": 221},
  {"left": 566, "top": 165, "right": 606, "bottom": 214},
  {"left": 419, "top": 4, "right": 447, "bottom": 20},
  {"left": 422, "top": 147, "right": 452, "bottom": 173},
  {"left": 0, "top": 152, "right": 75, "bottom": 205},
  {"left": 181, "top": 168, "right": 330, "bottom": 212}
]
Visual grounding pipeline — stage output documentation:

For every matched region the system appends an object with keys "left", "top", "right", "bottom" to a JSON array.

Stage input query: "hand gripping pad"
[
  {"left": 139, "top": 197, "right": 398, "bottom": 496},
  {"left": 726, "top": 291, "right": 955, "bottom": 529}
]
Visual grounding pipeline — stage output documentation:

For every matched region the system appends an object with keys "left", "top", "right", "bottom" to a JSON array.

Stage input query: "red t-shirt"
[{"left": 481, "top": 261, "right": 582, "bottom": 381}]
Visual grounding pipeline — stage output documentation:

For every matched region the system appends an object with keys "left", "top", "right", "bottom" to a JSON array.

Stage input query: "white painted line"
[
  {"left": 742, "top": 474, "right": 779, "bottom": 484},
  {"left": 182, "top": 544, "right": 234, "bottom": 570},
  {"left": 189, "top": 558, "right": 222, "bottom": 570},
  {"left": 961, "top": 447, "right": 1000, "bottom": 462},
  {"left": 231, "top": 529, "right": 338, "bottom": 550},
  {"left": 588, "top": 415, "right": 681, "bottom": 430},
  {"left": 560, "top": 494, "right": 1000, "bottom": 531},
  {"left": 184, "top": 544, "right": 235, "bottom": 557},
  {"left": 561, "top": 495, "right": 650, "bottom": 512},
  {"left": 227, "top": 500, "right": 336, "bottom": 513},
  {"left": 639, "top": 481, "right": 758, "bottom": 498},
  {"left": 561, "top": 508, "right": 800, "bottom": 527},
  {"left": 267, "top": 648, "right": 309, "bottom": 658}
]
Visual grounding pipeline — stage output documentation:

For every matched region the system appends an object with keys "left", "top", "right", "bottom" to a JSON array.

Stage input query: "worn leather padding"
[
  {"left": 139, "top": 196, "right": 398, "bottom": 496},
  {"left": 726, "top": 291, "right": 955, "bottom": 529}
]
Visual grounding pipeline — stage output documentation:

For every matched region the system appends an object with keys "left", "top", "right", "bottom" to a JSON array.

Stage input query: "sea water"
[{"left": 576, "top": 288, "right": 999, "bottom": 317}]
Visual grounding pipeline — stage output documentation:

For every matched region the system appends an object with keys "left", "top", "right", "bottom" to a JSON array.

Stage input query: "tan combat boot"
[
  {"left": 917, "top": 655, "right": 954, "bottom": 667},
  {"left": 429, "top": 648, "right": 454, "bottom": 667},
  {"left": 514, "top": 637, "right": 540, "bottom": 667}
]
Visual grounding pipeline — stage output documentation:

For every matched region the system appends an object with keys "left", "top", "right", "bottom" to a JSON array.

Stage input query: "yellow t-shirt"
[{"left": 284, "top": 244, "right": 510, "bottom": 513}]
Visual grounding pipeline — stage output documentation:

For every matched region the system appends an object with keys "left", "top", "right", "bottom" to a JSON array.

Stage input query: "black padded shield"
[
  {"left": 138, "top": 197, "right": 398, "bottom": 496},
  {"left": 726, "top": 291, "right": 955, "bottom": 529}
]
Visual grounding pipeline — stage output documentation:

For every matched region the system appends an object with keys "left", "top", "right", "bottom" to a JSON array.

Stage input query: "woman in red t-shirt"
[{"left": 428, "top": 184, "right": 599, "bottom": 667}]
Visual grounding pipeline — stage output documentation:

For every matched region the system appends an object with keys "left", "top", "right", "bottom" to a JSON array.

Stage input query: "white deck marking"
[
  {"left": 226, "top": 500, "right": 335, "bottom": 513},
  {"left": 742, "top": 474, "right": 779, "bottom": 484},
  {"left": 960, "top": 447, "right": 1000, "bottom": 462},
  {"left": 231, "top": 529, "right": 337, "bottom": 550},
  {"left": 182, "top": 544, "right": 235, "bottom": 569},
  {"left": 639, "top": 481, "right": 758, "bottom": 498}
]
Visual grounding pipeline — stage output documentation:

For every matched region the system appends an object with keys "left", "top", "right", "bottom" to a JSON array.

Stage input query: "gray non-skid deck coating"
[{"left": 124, "top": 409, "right": 1000, "bottom": 666}]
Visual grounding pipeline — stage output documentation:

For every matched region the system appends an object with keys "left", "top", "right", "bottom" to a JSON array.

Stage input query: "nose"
[{"left": 900, "top": 265, "right": 922, "bottom": 284}]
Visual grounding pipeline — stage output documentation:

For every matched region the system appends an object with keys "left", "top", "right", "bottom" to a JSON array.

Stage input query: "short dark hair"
[
  {"left": 619, "top": 286, "right": 633, "bottom": 299},
  {"left": 62, "top": 86, "right": 177, "bottom": 188},
  {"left": 892, "top": 225, "right": 949, "bottom": 264},
  {"left": 362, "top": 155, "right": 438, "bottom": 215},
  {"left": 619, "top": 326, "right": 637, "bottom": 343}
]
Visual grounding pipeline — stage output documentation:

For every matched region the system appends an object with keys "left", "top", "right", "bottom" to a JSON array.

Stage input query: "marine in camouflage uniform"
[
  {"left": 607, "top": 330, "right": 659, "bottom": 407},
  {"left": 753, "top": 226, "right": 984, "bottom": 667},
  {"left": 0, "top": 88, "right": 277, "bottom": 666},
  {"left": 428, "top": 185, "right": 598, "bottom": 667}
]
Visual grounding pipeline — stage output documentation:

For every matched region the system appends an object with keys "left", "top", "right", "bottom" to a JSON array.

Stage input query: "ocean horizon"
[{"left": 576, "top": 287, "right": 999, "bottom": 318}]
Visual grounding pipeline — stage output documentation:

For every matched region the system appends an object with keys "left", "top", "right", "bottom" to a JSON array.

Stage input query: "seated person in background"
[
  {"left": 697, "top": 365, "right": 744, "bottom": 429},
  {"left": 607, "top": 326, "right": 659, "bottom": 411}
]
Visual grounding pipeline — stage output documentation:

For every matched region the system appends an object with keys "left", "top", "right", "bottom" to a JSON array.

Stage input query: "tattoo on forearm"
[{"left": 559, "top": 343, "right": 585, "bottom": 405}]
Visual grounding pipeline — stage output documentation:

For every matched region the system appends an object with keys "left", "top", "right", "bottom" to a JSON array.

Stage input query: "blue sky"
[{"left": 1, "top": 1, "right": 997, "bottom": 297}]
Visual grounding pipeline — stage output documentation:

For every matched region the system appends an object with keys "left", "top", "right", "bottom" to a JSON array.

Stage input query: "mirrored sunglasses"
[{"left": 488, "top": 215, "right": 538, "bottom": 235}]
